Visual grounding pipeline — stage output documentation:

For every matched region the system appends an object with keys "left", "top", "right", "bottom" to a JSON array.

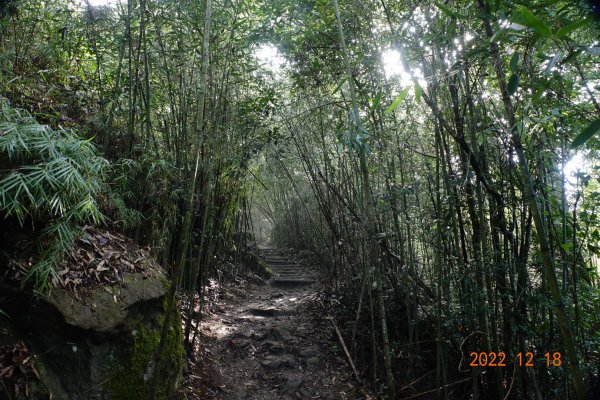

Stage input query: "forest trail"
[{"left": 183, "top": 248, "right": 368, "bottom": 400}]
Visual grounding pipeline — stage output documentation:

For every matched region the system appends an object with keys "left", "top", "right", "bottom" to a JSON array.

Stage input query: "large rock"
[
  {"left": 45, "top": 267, "right": 168, "bottom": 333},
  {"left": 1, "top": 264, "right": 184, "bottom": 400}
]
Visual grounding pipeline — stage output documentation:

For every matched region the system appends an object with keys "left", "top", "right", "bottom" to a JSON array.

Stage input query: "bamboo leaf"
[
  {"left": 414, "top": 81, "right": 423, "bottom": 103},
  {"left": 510, "top": 52, "right": 520, "bottom": 73},
  {"left": 432, "top": 1, "right": 466, "bottom": 20},
  {"left": 490, "top": 28, "right": 507, "bottom": 43},
  {"left": 386, "top": 87, "right": 410, "bottom": 114},
  {"left": 507, "top": 74, "right": 520, "bottom": 96},
  {"left": 571, "top": 119, "right": 600, "bottom": 148},
  {"left": 332, "top": 77, "right": 348, "bottom": 95},
  {"left": 532, "top": 86, "right": 546, "bottom": 103},
  {"left": 556, "top": 19, "right": 590, "bottom": 38},
  {"left": 370, "top": 91, "right": 383, "bottom": 111},
  {"left": 516, "top": 7, "right": 552, "bottom": 37},
  {"left": 560, "top": 243, "right": 573, "bottom": 252}
]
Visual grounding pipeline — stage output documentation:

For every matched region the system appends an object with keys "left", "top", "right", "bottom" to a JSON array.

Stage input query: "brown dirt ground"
[{"left": 177, "top": 278, "right": 373, "bottom": 400}]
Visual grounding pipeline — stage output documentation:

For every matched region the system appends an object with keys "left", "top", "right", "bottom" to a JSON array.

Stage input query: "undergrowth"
[{"left": 0, "top": 96, "right": 137, "bottom": 291}]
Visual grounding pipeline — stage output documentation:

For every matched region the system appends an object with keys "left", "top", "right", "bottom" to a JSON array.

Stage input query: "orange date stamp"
[{"left": 469, "top": 351, "right": 563, "bottom": 367}]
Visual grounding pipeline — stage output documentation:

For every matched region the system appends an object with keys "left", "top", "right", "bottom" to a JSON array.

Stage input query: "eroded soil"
[{"left": 179, "top": 248, "right": 370, "bottom": 400}]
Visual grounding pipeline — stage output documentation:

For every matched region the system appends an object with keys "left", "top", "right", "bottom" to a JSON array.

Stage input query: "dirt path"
[{"left": 180, "top": 248, "right": 368, "bottom": 400}]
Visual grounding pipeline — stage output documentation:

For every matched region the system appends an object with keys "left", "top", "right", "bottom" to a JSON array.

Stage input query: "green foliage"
[
  {"left": 507, "top": 73, "right": 520, "bottom": 96},
  {"left": 555, "top": 19, "right": 591, "bottom": 38},
  {"left": 336, "top": 112, "right": 371, "bottom": 155},
  {"left": 571, "top": 119, "right": 600, "bottom": 148},
  {"left": 509, "top": 52, "right": 520, "bottom": 73},
  {"left": 414, "top": 82, "right": 423, "bottom": 103},
  {"left": 107, "top": 311, "right": 184, "bottom": 400},
  {"left": 102, "top": 158, "right": 147, "bottom": 230},
  {"left": 515, "top": 6, "right": 552, "bottom": 37},
  {"left": 0, "top": 97, "right": 107, "bottom": 289},
  {"left": 0, "top": 0, "right": 17, "bottom": 19},
  {"left": 246, "top": 252, "right": 274, "bottom": 279},
  {"left": 386, "top": 87, "right": 410, "bottom": 114},
  {"left": 433, "top": 0, "right": 467, "bottom": 20}
]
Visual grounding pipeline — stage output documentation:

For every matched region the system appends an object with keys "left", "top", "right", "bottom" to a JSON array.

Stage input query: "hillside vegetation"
[{"left": 1, "top": 1, "right": 600, "bottom": 399}]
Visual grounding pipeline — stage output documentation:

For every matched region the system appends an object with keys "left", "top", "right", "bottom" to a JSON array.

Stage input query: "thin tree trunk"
[
  {"left": 148, "top": 1, "right": 212, "bottom": 397},
  {"left": 331, "top": 0, "right": 394, "bottom": 397},
  {"left": 478, "top": 2, "right": 585, "bottom": 398}
]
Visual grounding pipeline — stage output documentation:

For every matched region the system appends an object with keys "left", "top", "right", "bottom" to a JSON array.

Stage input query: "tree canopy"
[{"left": 1, "top": 0, "right": 599, "bottom": 399}]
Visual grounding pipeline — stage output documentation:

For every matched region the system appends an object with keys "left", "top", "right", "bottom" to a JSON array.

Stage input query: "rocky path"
[{"left": 180, "top": 248, "right": 368, "bottom": 400}]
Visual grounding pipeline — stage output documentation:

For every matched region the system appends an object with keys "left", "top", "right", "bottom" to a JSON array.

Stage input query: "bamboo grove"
[
  {"left": 1, "top": 0, "right": 600, "bottom": 399},
  {"left": 0, "top": 0, "right": 268, "bottom": 364},
  {"left": 251, "top": 0, "right": 600, "bottom": 399}
]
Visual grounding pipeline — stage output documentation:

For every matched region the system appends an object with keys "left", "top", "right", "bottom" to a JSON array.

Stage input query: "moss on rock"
[
  {"left": 107, "top": 301, "right": 184, "bottom": 400},
  {"left": 247, "top": 252, "right": 273, "bottom": 279}
]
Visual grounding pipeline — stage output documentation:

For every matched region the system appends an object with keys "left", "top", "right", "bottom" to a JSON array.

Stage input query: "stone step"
[
  {"left": 267, "top": 263, "right": 301, "bottom": 267},
  {"left": 265, "top": 261, "right": 295, "bottom": 266},
  {"left": 246, "top": 308, "right": 295, "bottom": 317},
  {"left": 274, "top": 271, "right": 315, "bottom": 275},
  {"left": 259, "top": 248, "right": 318, "bottom": 288},
  {"left": 272, "top": 269, "right": 312, "bottom": 274},
  {"left": 271, "top": 268, "right": 306, "bottom": 273},
  {"left": 263, "top": 257, "right": 293, "bottom": 264},
  {"left": 266, "top": 262, "right": 300, "bottom": 267},
  {"left": 271, "top": 278, "right": 316, "bottom": 288},
  {"left": 276, "top": 277, "right": 317, "bottom": 282},
  {"left": 275, "top": 272, "right": 314, "bottom": 277}
]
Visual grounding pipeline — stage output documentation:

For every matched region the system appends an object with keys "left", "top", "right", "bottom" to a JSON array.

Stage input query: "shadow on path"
[{"left": 179, "top": 248, "right": 368, "bottom": 400}]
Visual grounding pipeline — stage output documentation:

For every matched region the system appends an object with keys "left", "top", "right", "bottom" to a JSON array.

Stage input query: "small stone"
[
  {"left": 299, "top": 345, "right": 319, "bottom": 358},
  {"left": 282, "top": 373, "right": 304, "bottom": 394},
  {"left": 261, "top": 355, "right": 294, "bottom": 369},
  {"left": 270, "top": 326, "right": 290, "bottom": 340},
  {"left": 261, "top": 359, "right": 283, "bottom": 369},
  {"left": 264, "top": 341, "right": 284, "bottom": 354},
  {"left": 234, "top": 390, "right": 247, "bottom": 400},
  {"left": 269, "top": 345, "right": 284, "bottom": 354},
  {"left": 306, "top": 356, "right": 320, "bottom": 367},
  {"left": 295, "top": 388, "right": 310, "bottom": 398},
  {"left": 251, "top": 331, "right": 268, "bottom": 341}
]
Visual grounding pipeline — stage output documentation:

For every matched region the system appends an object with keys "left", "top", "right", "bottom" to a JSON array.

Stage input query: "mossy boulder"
[
  {"left": 44, "top": 267, "right": 169, "bottom": 332},
  {"left": 107, "top": 301, "right": 184, "bottom": 400},
  {"left": 1, "top": 267, "right": 184, "bottom": 399},
  {"left": 246, "top": 252, "right": 273, "bottom": 279}
]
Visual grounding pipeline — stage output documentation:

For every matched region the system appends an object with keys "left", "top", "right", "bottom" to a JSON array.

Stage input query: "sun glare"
[
  {"left": 82, "top": 0, "right": 118, "bottom": 6},
  {"left": 564, "top": 152, "right": 586, "bottom": 177},
  {"left": 382, "top": 49, "right": 427, "bottom": 90},
  {"left": 382, "top": 49, "right": 413, "bottom": 86},
  {"left": 564, "top": 152, "right": 589, "bottom": 193},
  {"left": 254, "top": 44, "right": 286, "bottom": 76}
]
